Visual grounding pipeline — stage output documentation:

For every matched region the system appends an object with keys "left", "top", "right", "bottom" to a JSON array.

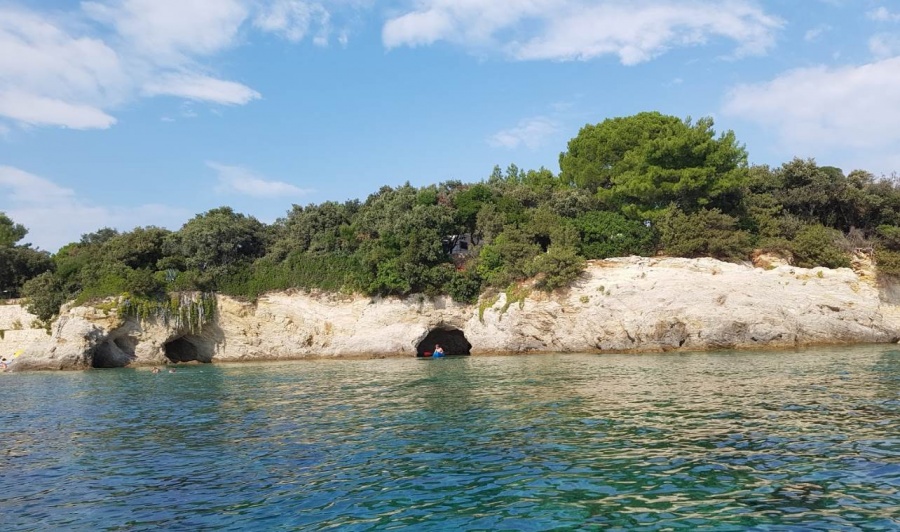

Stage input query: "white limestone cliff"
[{"left": 3, "top": 256, "right": 900, "bottom": 371}]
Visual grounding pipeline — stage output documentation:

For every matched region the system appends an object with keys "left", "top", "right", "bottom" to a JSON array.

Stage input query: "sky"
[{"left": 2, "top": 0, "right": 900, "bottom": 252}]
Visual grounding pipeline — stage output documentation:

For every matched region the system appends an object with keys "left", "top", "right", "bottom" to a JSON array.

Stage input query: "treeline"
[{"left": 3, "top": 112, "right": 900, "bottom": 322}]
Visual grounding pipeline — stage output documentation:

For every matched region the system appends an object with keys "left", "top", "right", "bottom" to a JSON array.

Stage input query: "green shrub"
[
  {"left": 877, "top": 225, "right": 900, "bottom": 251},
  {"left": 218, "top": 253, "right": 370, "bottom": 299},
  {"left": 22, "top": 272, "right": 67, "bottom": 322},
  {"left": 875, "top": 249, "right": 900, "bottom": 276},
  {"left": 572, "top": 211, "right": 656, "bottom": 259},
  {"left": 447, "top": 269, "right": 482, "bottom": 304},
  {"left": 121, "top": 292, "right": 216, "bottom": 333},
  {"left": 532, "top": 246, "right": 586, "bottom": 291},
  {"left": 658, "top": 208, "right": 752, "bottom": 261},
  {"left": 791, "top": 224, "right": 850, "bottom": 269}
]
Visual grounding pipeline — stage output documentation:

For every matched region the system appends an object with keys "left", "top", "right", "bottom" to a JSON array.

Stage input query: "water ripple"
[{"left": 1, "top": 345, "right": 899, "bottom": 530}]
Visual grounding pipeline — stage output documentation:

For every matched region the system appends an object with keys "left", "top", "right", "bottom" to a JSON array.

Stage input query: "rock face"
[{"left": 3, "top": 256, "right": 900, "bottom": 371}]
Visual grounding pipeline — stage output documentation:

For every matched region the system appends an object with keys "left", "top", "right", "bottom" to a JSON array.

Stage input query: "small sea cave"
[
  {"left": 91, "top": 335, "right": 138, "bottom": 368},
  {"left": 416, "top": 327, "right": 472, "bottom": 357},
  {"left": 164, "top": 335, "right": 214, "bottom": 364}
]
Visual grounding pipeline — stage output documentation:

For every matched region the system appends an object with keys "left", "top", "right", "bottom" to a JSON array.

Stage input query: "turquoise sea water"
[{"left": 1, "top": 346, "right": 899, "bottom": 531}]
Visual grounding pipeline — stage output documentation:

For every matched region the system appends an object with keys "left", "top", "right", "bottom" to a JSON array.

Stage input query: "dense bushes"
[
  {"left": 573, "top": 211, "right": 655, "bottom": 259},
  {"left": 658, "top": 209, "right": 752, "bottom": 261},
  {"left": 6, "top": 112, "right": 900, "bottom": 321},
  {"left": 790, "top": 224, "right": 851, "bottom": 269},
  {"left": 876, "top": 225, "right": 900, "bottom": 276}
]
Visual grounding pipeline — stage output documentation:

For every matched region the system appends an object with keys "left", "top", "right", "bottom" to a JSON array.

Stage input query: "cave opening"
[
  {"left": 164, "top": 335, "right": 212, "bottom": 363},
  {"left": 90, "top": 335, "right": 137, "bottom": 368},
  {"left": 416, "top": 327, "right": 472, "bottom": 357}
]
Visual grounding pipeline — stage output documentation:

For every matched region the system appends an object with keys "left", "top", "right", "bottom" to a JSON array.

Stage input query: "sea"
[{"left": 1, "top": 345, "right": 899, "bottom": 530}]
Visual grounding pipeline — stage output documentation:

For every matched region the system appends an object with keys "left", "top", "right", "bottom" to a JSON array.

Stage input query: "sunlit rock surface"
[{"left": 3, "top": 256, "right": 900, "bottom": 371}]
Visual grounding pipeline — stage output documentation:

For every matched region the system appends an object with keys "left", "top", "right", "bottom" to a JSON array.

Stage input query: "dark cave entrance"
[
  {"left": 416, "top": 327, "right": 472, "bottom": 357},
  {"left": 91, "top": 335, "right": 138, "bottom": 368},
  {"left": 164, "top": 335, "right": 213, "bottom": 363}
]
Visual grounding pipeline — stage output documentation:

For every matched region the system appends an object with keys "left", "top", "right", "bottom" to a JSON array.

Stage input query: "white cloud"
[
  {"left": 0, "top": 1, "right": 355, "bottom": 132},
  {"left": 722, "top": 57, "right": 900, "bottom": 174},
  {"left": 804, "top": 24, "right": 830, "bottom": 42},
  {"left": 867, "top": 7, "right": 900, "bottom": 22},
  {"left": 254, "top": 0, "right": 331, "bottom": 44},
  {"left": 144, "top": 73, "right": 260, "bottom": 105},
  {"left": 0, "top": 90, "right": 117, "bottom": 129},
  {"left": 869, "top": 33, "right": 900, "bottom": 59},
  {"left": 0, "top": 165, "right": 190, "bottom": 251},
  {"left": 82, "top": 0, "right": 249, "bottom": 60},
  {"left": 208, "top": 162, "right": 312, "bottom": 198},
  {"left": 383, "top": 0, "right": 782, "bottom": 65},
  {"left": 488, "top": 117, "right": 559, "bottom": 149},
  {"left": 0, "top": 7, "right": 129, "bottom": 129}
]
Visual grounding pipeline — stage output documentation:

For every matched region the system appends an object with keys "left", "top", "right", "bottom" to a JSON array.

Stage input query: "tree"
[
  {"left": 658, "top": 208, "right": 752, "bottom": 261},
  {"left": 353, "top": 184, "right": 458, "bottom": 295},
  {"left": 0, "top": 212, "right": 27, "bottom": 247},
  {"left": 573, "top": 211, "right": 656, "bottom": 259},
  {"left": 559, "top": 112, "right": 748, "bottom": 219},
  {"left": 0, "top": 213, "right": 53, "bottom": 299},
  {"left": 452, "top": 183, "right": 494, "bottom": 241},
  {"left": 0, "top": 246, "right": 53, "bottom": 299},
  {"left": 791, "top": 224, "right": 850, "bottom": 269},
  {"left": 101, "top": 227, "right": 171, "bottom": 270},
  {"left": 22, "top": 271, "right": 67, "bottom": 321},
  {"left": 774, "top": 159, "right": 900, "bottom": 232},
  {"left": 272, "top": 200, "right": 359, "bottom": 258},
  {"left": 172, "top": 207, "right": 268, "bottom": 287}
]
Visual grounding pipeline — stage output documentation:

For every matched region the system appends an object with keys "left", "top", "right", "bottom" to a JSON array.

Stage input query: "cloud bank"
[
  {"left": 0, "top": 165, "right": 190, "bottom": 251},
  {"left": 383, "top": 0, "right": 782, "bottom": 65},
  {"left": 209, "top": 162, "right": 312, "bottom": 198},
  {"left": 0, "top": 0, "right": 348, "bottom": 131},
  {"left": 723, "top": 56, "right": 900, "bottom": 175}
]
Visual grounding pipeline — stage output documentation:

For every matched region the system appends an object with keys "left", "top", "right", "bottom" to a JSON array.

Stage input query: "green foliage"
[
  {"left": 0, "top": 212, "right": 28, "bottom": 247},
  {"left": 658, "top": 208, "right": 752, "bottom": 261},
  {"left": 0, "top": 246, "right": 53, "bottom": 299},
  {"left": 560, "top": 112, "right": 747, "bottom": 218},
  {"left": 877, "top": 225, "right": 900, "bottom": 251},
  {"left": 478, "top": 292, "right": 500, "bottom": 323},
  {"left": 875, "top": 249, "right": 900, "bottom": 276},
  {"left": 0, "top": 213, "right": 53, "bottom": 299},
  {"left": 753, "top": 159, "right": 900, "bottom": 232},
  {"left": 22, "top": 272, "right": 67, "bottom": 322},
  {"left": 120, "top": 292, "right": 216, "bottom": 334},
  {"left": 16, "top": 112, "right": 900, "bottom": 319},
  {"left": 101, "top": 227, "right": 171, "bottom": 270},
  {"left": 453, "top": 183, "right": 494, "bottom": 236},
  {"left": 475, "top": 203, "right": 505, "bottom": 245},
  {"left": 218, "top": 253, "right": 368, "bottom": 299},
  {"left": 271, "top": 201, "right": 359, "bottom": 258},
  {"left": 447, "top": 269, "right": 482, "bottom": 304},
  {"left": 500, "top": 284, "right": 530, "bottom": 315},
  {"left": 353, "top": 185, "right": 459, "bottom": 295},
  {"left": 476, "top": 227, "right": 541, "bottom": 286},
  {"left": 532, "top": 246, "right": 586, "bottom": 291},
  {"left": 572, "top": 211, "right": 656, "bottom": 259},
  {"left": 791, "top": 224, "right": 851, "bottom": 269},
  {"left": 172, "top": 207, "right": 268, "bottom": 284}
]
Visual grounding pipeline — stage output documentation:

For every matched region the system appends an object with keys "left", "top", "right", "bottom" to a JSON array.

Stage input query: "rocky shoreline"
[{"left": 2, "top": 256, "right": 899, "bottom": 371}]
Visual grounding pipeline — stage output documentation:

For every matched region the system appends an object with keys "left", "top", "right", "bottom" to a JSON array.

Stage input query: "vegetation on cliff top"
[{"left": 4, "top": 112, "right": 900, "bottom": 322}]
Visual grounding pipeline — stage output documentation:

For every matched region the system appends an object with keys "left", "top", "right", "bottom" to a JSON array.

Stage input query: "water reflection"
[{"left": 0, "top": 345, "right": 898, "bottom": 530}]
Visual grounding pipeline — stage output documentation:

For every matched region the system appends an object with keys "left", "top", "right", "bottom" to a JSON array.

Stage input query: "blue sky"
[{"left": 2, "top": 0, "right": 900, "bottom": 251}]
